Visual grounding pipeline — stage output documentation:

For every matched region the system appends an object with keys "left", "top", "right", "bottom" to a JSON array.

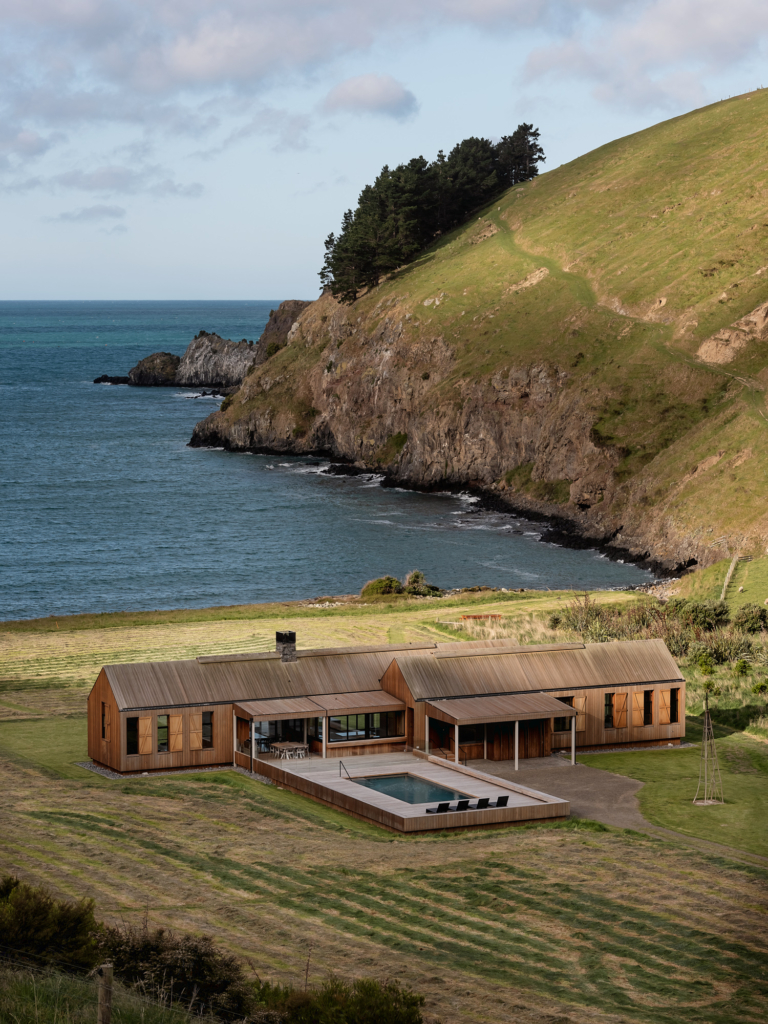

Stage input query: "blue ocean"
[{"left": 0, "top": 301, "right": 653, "bottom": 621}]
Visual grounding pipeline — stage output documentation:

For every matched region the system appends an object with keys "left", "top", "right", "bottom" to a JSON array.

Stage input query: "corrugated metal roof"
[
  {"left": 397, "top": 639, "right": 683, "bottom": 701},
  {"left": 433, "top": 642, "right": 585, "bottom": 660},
  {"left": 233, "top": 696, "right": 323, "bottom": 721},
  {"left": 310, "top": 690, "right": 405, "bottom": 714},
  {"left": 106, "top": 644, "right": 434, "bottom": 710},
  {"left": 199, "top": 641, "right": 435, "bottom": 664},
  {"left": 427, "top": 692, "right": 576, "bottom": 724},
  {"left": 233, "top": 689, "right": 405, "bottom": 721}
]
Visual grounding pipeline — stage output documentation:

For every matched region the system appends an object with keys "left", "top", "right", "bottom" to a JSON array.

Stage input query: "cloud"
[
  {"left": 526, "top": 0, "right": 768, "bottom": 110},
  {"left": 8, "top": 163, "right": 203, "bottom": 197},
  {"left": 51, "top": 203, "right": 126, "bottom": 222},
  {"left": 323, "top": 74, "right": 418, "bottom": 119}
]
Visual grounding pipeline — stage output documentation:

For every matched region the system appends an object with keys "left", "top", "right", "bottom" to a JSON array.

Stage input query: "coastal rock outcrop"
[
  {"left": 128, "top": 352, "right": 181, "bottom": 386},
  {"left": 175, "top": 335, "right": 256, "bottom": 388}
]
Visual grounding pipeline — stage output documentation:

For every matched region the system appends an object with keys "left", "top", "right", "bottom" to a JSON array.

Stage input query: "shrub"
[
  {"left": 98, "top": 923, "right": 255, "bottom": 1016},
  {"left": 733, "top": 603, "right": 768, "bottom": 633},
  {"left": 256, "top": 975, "right": 425, "bottom": 1024},
  {"left": 733, "top": 659, "right": 750, "bottom": 677},
  {"left": 0, "top": 876, "right": 99, "bottom": 972},
  {"left": 266, "top": 341, "right": 282, "bottom": 359},
  {"left": 752, "top": 680, "right": 768, "bottom": 694},
  {"left": 672, "top": 600, "right": 730, "bottom": 630},
  {"left": 696, "top": 652, "right": 715, "bottom": 675},
  {"left": 421, "top": 371, "right": 430, "bottom": 380},
  {"left": 360, "top": 576, "right": 404, "bottom": 597},
  {"left": 403, "top": 570, "right": 442, "bottom": 597}
]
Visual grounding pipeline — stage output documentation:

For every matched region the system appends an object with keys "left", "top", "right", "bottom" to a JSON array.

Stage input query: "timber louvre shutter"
[
  {"left": 659, "top": 690, "right": 671, "bottom": 725},
  {"left": 573, "top": 697, "right": 587, "bottom": 731},
  {"left": 138, "top": 716, "right": 152, "bottom": 755},
  {"left": 632, "top": 691, "right": 644, "bottom": 725},
  {"left": 190, "top": 712, "right": 203, "bottom": 750},
  {"left": 169, "top": 715, "right": 183, "bottom": 752},
  {"left": 613, "top": 693, "right": 628, "bottom": 729}
]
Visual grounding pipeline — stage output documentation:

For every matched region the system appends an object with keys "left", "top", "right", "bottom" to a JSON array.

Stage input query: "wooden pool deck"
[{"left": 250, "top": 752, "right": 570, "bottom": 833}]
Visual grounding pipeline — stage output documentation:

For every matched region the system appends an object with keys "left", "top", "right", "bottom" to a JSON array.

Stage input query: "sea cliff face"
[{"left": 175, "top": 335, "right": 256, "bottom": 388}]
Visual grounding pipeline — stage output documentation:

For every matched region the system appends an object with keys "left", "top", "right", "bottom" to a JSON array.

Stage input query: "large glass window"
[
  {"left": 157, "top": 714, "right": 169, "bottom": 753},
  {"left": 670, "top": 688, "right": 679, "bottom": 724},
  {"left": 328, "top": 711, "right": 404, "bottom": 743},
  {"left": 126, "top": 717, "right": 138, "bottom": 756},
  {"left": 202, "top": 711, "right": 213, "bottom": 749},
  {"left": 555, "top": 697, "right": 574, "bottom": 733},
  {"left": 458, "top": 724, "right": 484, "bottom": 745}
]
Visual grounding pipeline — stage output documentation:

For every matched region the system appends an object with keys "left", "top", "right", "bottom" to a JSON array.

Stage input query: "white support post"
[
  {"left": 483, "top": 723, "right": 487, "bottom": 761},
  {"left": 250, "top": 720, "right": 255, "bottom": 773},
  {"left": 571, "top": 715, "right": 576, "bottom": 766},
  {"left": 514, "top": 720, "right": 519, "bottom": 771},
  {"left": 454, "top": 723, "right": 459, "bottom": 764},
  {"left": 425, "top": 715, "right": 430, "bottom": 755},
  {"left": 232, "top": 710, "right": 236, "bottom": 766},
  {"left": 322, "top": 716, "right": 328, "bottom": 759}
]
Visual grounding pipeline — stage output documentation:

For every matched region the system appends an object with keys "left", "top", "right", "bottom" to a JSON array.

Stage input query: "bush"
[
  {"left": 98, "top": 923, "right": 255, "bottom": 1016},
  {"left": 360, "top": 576, "right": 404, "bottom": 597},
  {"left": 733, "top": 603, "right": 768, "bottom": 633},
  {"left": 674, "top": 600, "right": 730, "bottom": 630},
  {"left": 266, "top": 341, "right": 282, "bottom": 358},
  {"left": 733, "top": 659, "right": 750, "bottom": 677},
  {"left": 0, "top": 876, "right": 99, "bottom": 972},
  {"left": 752, "top": 680, "right": 768, "bottom": 694},
  {"left": 255, "top": 975, "right": 425, "bottom": 1024},
  {"left": 403, "top": 570, "right": 442, "bottom": 597}
]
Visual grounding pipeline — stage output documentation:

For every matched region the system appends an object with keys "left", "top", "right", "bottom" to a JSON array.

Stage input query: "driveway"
[{"left": 467, "top": 755, "right": 648, "bottom": 830}]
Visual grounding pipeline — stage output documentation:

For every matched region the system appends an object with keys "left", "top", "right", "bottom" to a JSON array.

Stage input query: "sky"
[{"left": 1, "top": 0, "right": 767, "bottom": 300}]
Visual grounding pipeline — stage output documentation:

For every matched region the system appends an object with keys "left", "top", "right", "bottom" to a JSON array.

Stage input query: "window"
[
  {"left": 328, "top": 711, "right": 404, "bottom": 743},
  {"left": 157, "top": 714, "right": 169, "bottom": 753},
  {"left": 644, "top": 690, "right": 653, "bottom": 726},
  {"left": 458, "top": 724, "right": 484, "bottom": 745},
  {"left": 101, "top": 702, "right": 106, "bottom": 739},
  {"left": 604, "top": 693, "right": 614, "bottom": 729},
  {"left": 127, "top": 717, "right": 139, "bottom": 756},
  {"left": 670, "top": 688, "right": 679, "bottom": 724},
  {"left": 554, "top": 697, "right": 574, "bottom": 733},
  {"left": 202, "top": 711, "right": 213, "bottom": 748}
]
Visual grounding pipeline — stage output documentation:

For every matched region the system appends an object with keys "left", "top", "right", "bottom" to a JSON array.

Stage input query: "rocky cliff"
[
  {"left": 190, "top": 92, "right": 768, "bottom": 573},
  {"left": 175, "top": 335, "right": 256, "bottom": 388},
  {"left": 128, "top": 352, "right": 181, "bottom": 386}
]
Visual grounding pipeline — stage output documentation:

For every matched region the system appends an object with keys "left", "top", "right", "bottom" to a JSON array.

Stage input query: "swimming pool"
[{"left": 353, "top": 773, "right": 469, "bottom": 805}]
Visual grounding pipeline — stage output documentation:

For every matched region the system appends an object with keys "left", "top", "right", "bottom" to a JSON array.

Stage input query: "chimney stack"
[{"left": 276, "top": 630, "right": 297, "bottom": 662}]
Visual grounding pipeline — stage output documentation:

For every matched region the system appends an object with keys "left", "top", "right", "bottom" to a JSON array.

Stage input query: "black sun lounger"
[
  {"left": 448, "top": 799, "right": 471, "bottom": 812},
  {"left": 469, "top": 797, "right": 490, "bottom": 810},
  {"left": 426, "top": 802, "right": 450, "bottom": 814},
  {"left": 492, "top": 795, "right": 509, "bottom": 808}
]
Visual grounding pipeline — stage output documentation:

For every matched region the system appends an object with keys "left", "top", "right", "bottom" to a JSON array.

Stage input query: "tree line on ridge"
[{"left": 319, "top": 125, "right": 545, "bottom": 303}]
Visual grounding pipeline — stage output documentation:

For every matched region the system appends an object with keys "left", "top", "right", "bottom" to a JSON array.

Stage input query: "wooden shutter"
[
  {"left": 189, "top": 712, "right": 203, "bottom": 750},
  {"left": 169, "top": 715, "right": 183, "bottom": 752},
  {"left": 632, "top": 691, "right": 644, "bottom": 725},
  {"left": 659, "top": 690, "right": 671, "bottom": 725},
  {"left": 613, "top": 693, "right": 627, "bottom": 729},
  {"left": 138, "top": 716, "right": 152, "bottom": 755},
  {"left": 104, "top": 703, "right": 111, "bottom": 743},
  {"left": 573, "top": 697, "right": 587, "bottom": 732}
]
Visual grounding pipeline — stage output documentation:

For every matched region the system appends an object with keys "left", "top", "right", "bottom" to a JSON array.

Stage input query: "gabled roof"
[
  {"left": 395, "top": 639, "right": 683, "bottom": 702},
  {"left": 104, "top": 642, "right": 435, "bottom": 711}
]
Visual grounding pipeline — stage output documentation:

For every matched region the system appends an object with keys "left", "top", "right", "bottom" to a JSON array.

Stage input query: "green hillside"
[{"left": 200, "top": 90, "right": 768, "bottom": 570}]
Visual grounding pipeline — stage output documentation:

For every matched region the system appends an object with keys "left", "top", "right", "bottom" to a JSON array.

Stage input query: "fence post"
[{"left": 97, "top": 963, "right": 113, "bottom": 1024}]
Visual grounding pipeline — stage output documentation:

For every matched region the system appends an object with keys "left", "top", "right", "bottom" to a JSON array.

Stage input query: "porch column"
[
  {"left": 483, "top": 723, "right": 487, "bottom": 761},
  {"left": 425, "top": 715, "right": 430, "bottom": 755},
  {"left": 232, "top": 710, "right": 236, "bottom": 767},
  {"left": 303, "top": 719, "right": 307, "bottom": 745},
  {"left": 322, "top": 716, "right": 328, "bottom": 759},
  {"left": 250, "top": 720, "right": 255, "bottom": 774},
  {"left": 514, "top": 720, "right": 519, "bottom": 771},
  {"left": 571, "top": 715, "right": 576, "bottom": 766},
  {"left": 454, "top": 723, "right": 459, "bottom": 764}
]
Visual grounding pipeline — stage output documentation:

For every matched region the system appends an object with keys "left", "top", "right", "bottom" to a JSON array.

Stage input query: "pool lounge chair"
[
  {"left": 492, "top": 795, "right": 509, "bottom": 808},
  {"left": 469, "top": 797, "right": 490, "bottom": 810},
  {"left": 426, "top": 802, "right": 450, "bottom": 814},
  {"left": 448, "top": 799, "right": 471, "bottom": 812}
]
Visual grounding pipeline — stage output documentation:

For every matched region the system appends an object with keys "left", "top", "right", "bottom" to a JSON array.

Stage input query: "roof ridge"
[
  {"left": 431, "top": 642, "right": 585, "bottom": 660},
  {"left": 197, "top": 641, "right": 436, "bottom": 665}
]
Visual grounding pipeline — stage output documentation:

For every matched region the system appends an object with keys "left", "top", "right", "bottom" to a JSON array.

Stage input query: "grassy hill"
[{"left": 194, "top": 90, "right": 768, "bottom": 573}]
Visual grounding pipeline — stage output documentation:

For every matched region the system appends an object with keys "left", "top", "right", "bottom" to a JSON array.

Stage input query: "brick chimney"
[{"left": 276, "top": 630, "right": 297, "bottom": 662}]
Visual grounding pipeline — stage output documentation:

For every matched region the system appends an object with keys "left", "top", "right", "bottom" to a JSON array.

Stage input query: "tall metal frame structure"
[{"left": 693, "top": 691, "right": 724, "bottom": 805}]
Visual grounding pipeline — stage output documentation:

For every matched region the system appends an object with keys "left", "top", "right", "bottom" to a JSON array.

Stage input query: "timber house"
[{"left": 88, "top": 633, "right": 685, "bottom": 775}]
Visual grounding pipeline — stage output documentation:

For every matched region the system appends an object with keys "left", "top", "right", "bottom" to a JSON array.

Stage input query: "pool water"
[{"left": 353, "top": 773, "right": 468, "bottom": 805}]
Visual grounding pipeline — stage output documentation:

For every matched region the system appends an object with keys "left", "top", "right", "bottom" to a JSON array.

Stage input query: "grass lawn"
[
  {"left": 578, "top": 718, "right": 768, "bottom": 857},
  {"left": 0, "top": 717, "right": 95, "bottom": 781}
]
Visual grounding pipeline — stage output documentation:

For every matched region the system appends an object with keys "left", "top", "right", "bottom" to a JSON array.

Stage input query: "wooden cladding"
[
  {"left": 138, "top": 717, "right": 152, "bottom": 755},
  {"left": 573, "top": 696, "right": 586, "bottom": 731},
  {"left": 190, "top": 712, "right": 203, "bottom": 750},
  {"left": 169, "top": 715, "right": 183, "bottom": 752},
  {"left": 613, "top": 692, "right": 627, "bottom": 729}
]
